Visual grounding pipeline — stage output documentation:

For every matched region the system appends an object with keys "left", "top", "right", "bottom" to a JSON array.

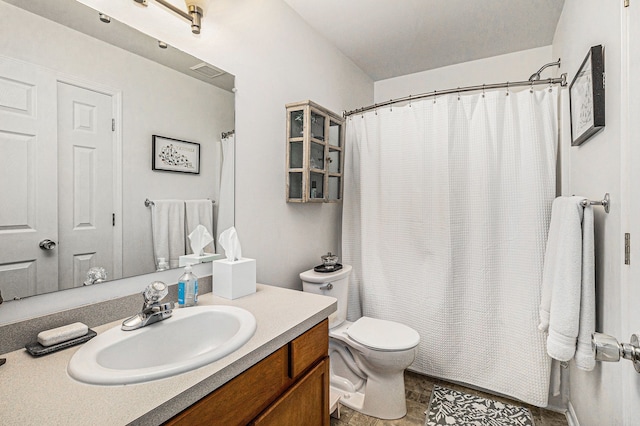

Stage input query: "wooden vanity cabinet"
[{"left": 164, "top": 319, "right": 329, "bottom": 426}]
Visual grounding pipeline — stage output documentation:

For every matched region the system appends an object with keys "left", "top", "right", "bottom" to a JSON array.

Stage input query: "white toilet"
[{"left": 300, "top": 264, "right": 420, "bottom": 420}]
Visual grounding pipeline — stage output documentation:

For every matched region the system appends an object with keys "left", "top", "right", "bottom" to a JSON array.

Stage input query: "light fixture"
[
  {"left": 158, "top": 40, "right": 168, "bottom": 49},
  {"left": 98, "top": 13, "right": 111, "bottom": 23},
  {"left": 133, "top": 0, "right": 209, "bottom": 34}
]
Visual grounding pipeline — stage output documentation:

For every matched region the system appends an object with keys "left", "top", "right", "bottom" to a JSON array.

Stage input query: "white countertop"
[{"left": 0, "top": 284, "right": 336, "bottom": 425}]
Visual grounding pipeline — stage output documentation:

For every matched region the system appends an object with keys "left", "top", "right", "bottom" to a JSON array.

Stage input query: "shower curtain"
[
  {"left": 217, "top": 133, "right": 235, "bottom": 243},
  {"left": 342, "top": 87, "right": 558, "bottom": 407}
]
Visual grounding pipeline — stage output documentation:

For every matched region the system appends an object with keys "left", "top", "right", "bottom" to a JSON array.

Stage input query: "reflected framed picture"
[
  {"left": 152, "top": 135, "right": 200, "bottom": 174},
  {"left": 569, "top": 45, "right": 605, "bottom": 146}
]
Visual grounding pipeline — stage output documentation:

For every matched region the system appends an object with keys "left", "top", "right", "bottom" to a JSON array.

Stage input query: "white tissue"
[
  {"left": 188, "top": 225, "right": 214, "bottom": 256},
  {"left": 219, "top": 226, "right": 242, "bottom": 262}
]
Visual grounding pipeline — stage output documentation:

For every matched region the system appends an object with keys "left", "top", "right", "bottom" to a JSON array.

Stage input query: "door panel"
[
  {"left": 625, "top": 2, "right": 640, "bottom": 421},
  {"left": 0, "top": 57, "right": 57, "bottom": 298},
  {"left": 57, "top": 82, "right": 114, "bottom": 289}
]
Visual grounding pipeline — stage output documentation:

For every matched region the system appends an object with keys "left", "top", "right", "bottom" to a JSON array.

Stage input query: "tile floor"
[{"left": 330, "top": 371, "right": 568, "bottom": 426}]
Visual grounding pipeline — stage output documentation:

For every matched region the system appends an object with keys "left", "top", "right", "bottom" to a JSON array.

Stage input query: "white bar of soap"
[{"left": 37, "top": 322, "right": 89, "bottom": 347}]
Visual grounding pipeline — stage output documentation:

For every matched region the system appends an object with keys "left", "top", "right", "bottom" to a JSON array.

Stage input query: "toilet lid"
[{"left": 346, "top": 317, "right": 420, "bottom": 351}]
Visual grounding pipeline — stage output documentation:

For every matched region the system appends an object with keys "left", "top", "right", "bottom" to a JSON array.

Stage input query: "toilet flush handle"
[{"left": 319, "top": 283, "right": 333, "bottom": 290}]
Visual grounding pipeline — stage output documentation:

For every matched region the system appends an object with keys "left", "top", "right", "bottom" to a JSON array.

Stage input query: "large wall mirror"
[{"left": 0, "top": 0, "right": 235, "bottom": 303}]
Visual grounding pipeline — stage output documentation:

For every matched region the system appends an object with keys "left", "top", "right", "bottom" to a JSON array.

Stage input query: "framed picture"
[
  {"left": 569, "top": 45, "right": 605, "bottom": 146},
  {"left": 152, "top": 135, "right": 200, "bottom": 174}
]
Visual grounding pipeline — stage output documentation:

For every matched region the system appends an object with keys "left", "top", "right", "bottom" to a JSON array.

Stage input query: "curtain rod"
[
  {"left": 343, "top": 73, "right": 567, "bottom": 118},
  {"left": 221, "top": 130, "right": 235, "bottom": 139}
]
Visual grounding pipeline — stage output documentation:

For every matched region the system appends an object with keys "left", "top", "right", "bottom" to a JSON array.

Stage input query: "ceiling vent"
[{"left": 190, "top": 62, "right": 225, "bottom": 79}]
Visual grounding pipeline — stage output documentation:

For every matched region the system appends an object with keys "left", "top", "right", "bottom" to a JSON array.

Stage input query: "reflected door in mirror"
[
  {"left": 0, "top": 57, "right": 58, "bottom": 299},
  {"left": 57, "top": 82, "right": 116, "bottom": 290}
]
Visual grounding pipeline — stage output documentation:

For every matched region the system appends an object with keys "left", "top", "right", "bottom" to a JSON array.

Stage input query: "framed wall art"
[
  {"left": 152, "top": 135, "right": 200, "bottom": 174},
  {"left": 569, "top": 45, "right": 605, "bottom": 146}
]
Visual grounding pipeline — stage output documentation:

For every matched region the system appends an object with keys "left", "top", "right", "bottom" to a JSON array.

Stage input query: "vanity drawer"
[{"left": 289, "top": 319, "right": 328, "bottom": 380}]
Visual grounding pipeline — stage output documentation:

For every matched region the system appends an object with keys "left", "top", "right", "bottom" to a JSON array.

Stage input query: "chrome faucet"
[{"left": 122, "top": 281, "right": 174, "bottom": 331}]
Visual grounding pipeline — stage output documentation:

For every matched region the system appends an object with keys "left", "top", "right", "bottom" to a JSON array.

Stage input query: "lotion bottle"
[{"left": 178, "top": 264, "right": 198, "bottom": 307}]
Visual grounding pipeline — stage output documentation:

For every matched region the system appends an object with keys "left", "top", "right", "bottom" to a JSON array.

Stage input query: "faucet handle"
[{"left": 143, "top": 281, "right": 168, "bottom": 304}]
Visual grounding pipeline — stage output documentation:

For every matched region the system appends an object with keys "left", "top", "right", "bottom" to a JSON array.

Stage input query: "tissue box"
[
  {"left": 213, "top": 258, "right": 256, "bottom": 299},
  {"left": 179, "top": 253, "right": 223, "bottom": 267}
]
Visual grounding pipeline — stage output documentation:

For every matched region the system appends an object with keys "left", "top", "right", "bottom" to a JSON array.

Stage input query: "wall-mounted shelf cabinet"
[{"left": 286, "top": 100, "right": 345, "bottom": 203}]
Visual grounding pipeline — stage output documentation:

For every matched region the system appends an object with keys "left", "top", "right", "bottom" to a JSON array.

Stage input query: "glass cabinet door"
[
  {"left": 329, "top": 121, "right": 341, "bottom": 147},
  {"left": 290, "top": 110, "right": 304, "bottom": 138},
  {"left": 289, "top": 142, "right": 303, "bottom": 168},
  {"left": 310, "top": 142, "right": 325, "bottom": 170},
  {"left": 328, "top": 149, "right": 340, "bottom": 173},
  {"left": 310, "top": 172, "right": 324, "bottom": 199},
  {"left": 328, "top": 176, "right": 341, "bottom": 201},
  {"left": 311, "top": 112, "right": 325, "bottom": 141}
]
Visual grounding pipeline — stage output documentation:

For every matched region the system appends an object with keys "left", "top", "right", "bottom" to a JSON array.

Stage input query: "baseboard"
[{"left": 566, "top": 401, "right": 580, "bottom": 426}]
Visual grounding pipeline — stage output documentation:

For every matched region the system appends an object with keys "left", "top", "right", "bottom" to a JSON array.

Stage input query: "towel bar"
[
  {"left": 580, "top": 193, "right": 610, "bottom": 214},
  {"left": 144, "top": 198, "right": 215, "bottom": 207}
]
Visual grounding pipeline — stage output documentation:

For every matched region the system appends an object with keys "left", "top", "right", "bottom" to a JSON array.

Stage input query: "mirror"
[{"left": 0, "top": 0, "right": 235, "bottom": 301}]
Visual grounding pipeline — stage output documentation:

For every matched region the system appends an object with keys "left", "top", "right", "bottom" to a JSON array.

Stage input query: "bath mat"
[{"left": 425, "top": 385, "right": 534, "bottom": 426}]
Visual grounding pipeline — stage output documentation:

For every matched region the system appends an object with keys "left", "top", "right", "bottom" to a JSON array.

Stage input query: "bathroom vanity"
[
  {"left": 0, "top": 284, "right": 336, "bottom": 425},
  {"left": 166, "top": 319, "right": 329, "bottom": 425}
]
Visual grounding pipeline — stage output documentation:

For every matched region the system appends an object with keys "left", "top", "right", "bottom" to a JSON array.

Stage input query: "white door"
[
  {"left": 0, "top": 56, "right": 58, "bottom": 299},
  {"left": 624, "top": 0, "right": 640, "bottom": 421},
  {"left": 56, "top": 82, "right": 114, "bottom": 289}
]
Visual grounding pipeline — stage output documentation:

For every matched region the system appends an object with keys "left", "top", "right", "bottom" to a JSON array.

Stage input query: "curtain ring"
[
  {"left": 433, "top": 90, "right": 437, "bottom": 104},
  {"left": 457, "top": 88, "right": 461, "bottom": 101},
  {"left": 530, "top": 81, "right": 534, "bottom": 93},
  {"left": 506, "top": 81, "right": 510, "bottom": 96},
  {"left": 548, "top": 80, "right": 553, "bottom": 93},
  {"left": 408, "top": 95, "right": 412, "bottom": 108},
  {"left": 390, "top": 99, "right": 393, "bottom": 112},
  {"left": 482, "top": 84, "right": 485, "bottom": 98}
]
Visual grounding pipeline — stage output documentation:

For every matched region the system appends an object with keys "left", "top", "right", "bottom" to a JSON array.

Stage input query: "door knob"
[
  {"left": 39, "top": 239, "right": 57, "bottom": 250},
  {"left": 592, "top": 332, "right": 640, "bottom": 372}
]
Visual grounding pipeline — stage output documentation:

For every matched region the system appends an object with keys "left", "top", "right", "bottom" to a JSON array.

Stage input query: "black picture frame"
[
  {"left": 569, "top": 45, "right": 605, "bottom": 146},
  {"left": 152, "top": 135, "right": 200, "bottom": 174}
]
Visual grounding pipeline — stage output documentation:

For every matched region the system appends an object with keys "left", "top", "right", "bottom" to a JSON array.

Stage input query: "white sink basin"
[{"left": 67, "top": 305, "right": 256, "bottom": 385}]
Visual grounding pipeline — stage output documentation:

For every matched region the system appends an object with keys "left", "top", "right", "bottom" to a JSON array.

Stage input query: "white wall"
[
  {"left": 552, "top": 1, "right": 624, "bottom": 424},
  {"left": 374, "top": 46, "right": 553, "bottom": 102},
  {"left": 0, "top": 2, "right": 234, "bottom": 280}
]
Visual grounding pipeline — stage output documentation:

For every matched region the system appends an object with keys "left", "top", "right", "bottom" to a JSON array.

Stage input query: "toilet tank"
[{"left": 300, "top": 264, "right": 352, "bottom": 329}]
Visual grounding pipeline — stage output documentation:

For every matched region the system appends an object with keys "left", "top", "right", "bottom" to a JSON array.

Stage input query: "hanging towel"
[
  {"left": 151, "top": 200, "right": 186, "bottom": 269},
  {"left": 539, "top": 196, "right": 595, "bottom": 371},
  {"left": 185, "top": 199, "right": 215, "bottom": 254}
]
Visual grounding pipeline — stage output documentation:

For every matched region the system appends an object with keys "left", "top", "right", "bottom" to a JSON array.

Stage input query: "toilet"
[{"left": 300, "top": 264, "right": 420, "bottom": 420}]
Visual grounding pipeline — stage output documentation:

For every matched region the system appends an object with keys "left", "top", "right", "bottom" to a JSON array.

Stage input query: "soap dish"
[{"left": 25, "top": 329, "right": 97, "bottom": 357}]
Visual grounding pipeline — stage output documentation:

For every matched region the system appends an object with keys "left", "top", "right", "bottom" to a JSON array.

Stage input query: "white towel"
[
  {"left": 185, "top": 199, "right": 215, "bottom": 254},
  {"left": 151, "top": 200, "right": 186, "bottom": 269},
  {"left": 539, "top": 196, "right": 595, "bottom": 371}
]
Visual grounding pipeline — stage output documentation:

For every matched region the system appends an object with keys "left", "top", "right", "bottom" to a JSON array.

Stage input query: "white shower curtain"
[
  {"left": 217, "top": 134, "right": 235, "bottom": 243},
  {"left": 342, "top": 87, "right": 558, "bottom": 407}
]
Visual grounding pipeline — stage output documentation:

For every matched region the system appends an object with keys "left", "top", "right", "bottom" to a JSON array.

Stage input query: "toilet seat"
[{"left": 346, "top": 317, "right": 420, "bottom": 351}]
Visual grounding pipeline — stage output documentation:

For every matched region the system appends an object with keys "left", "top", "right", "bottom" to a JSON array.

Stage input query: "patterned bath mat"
[{"left": 425, "top": 385, "right": 534, "bottom": 426}]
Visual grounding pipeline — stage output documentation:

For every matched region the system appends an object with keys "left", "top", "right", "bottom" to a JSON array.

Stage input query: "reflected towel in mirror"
[
  {"left": 185, "top": 200, "right": 215, "bottom": 254},
  {"left": 151, "top": 200, "right": 186, "bottom": 269}
]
